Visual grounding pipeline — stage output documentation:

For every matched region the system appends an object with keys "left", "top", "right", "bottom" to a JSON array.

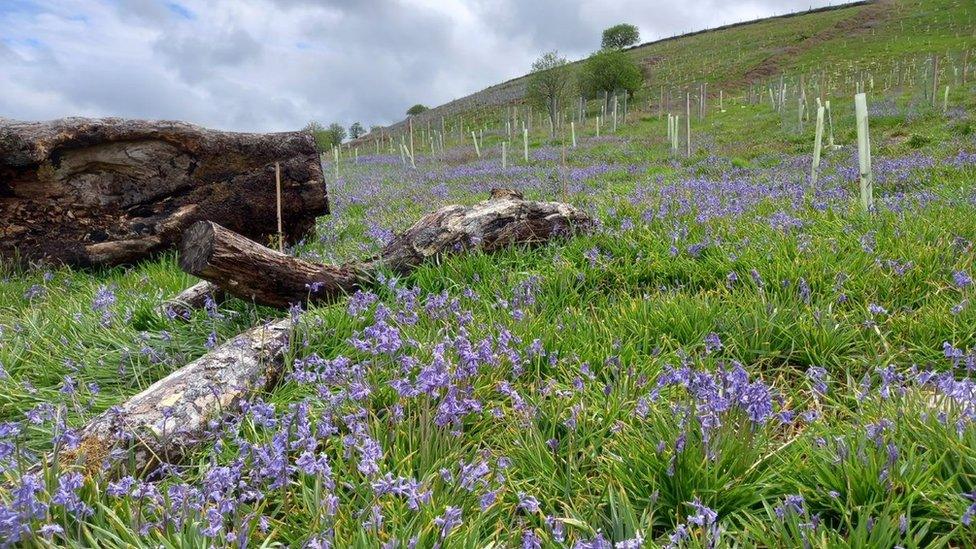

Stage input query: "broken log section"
[
  {"left": 0, "top": 117, "right": 329, "bottom": 267},
  {"left": 59, "top": 319, "right": 292, "bottom": 477},
  {"left": 179, "top": 188, "right": 593, "bottom": 308}
]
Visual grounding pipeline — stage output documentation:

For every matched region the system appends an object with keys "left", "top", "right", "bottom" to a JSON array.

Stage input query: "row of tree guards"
[{"left": 324, "top": 48, "right": 969, "bottom": 214}]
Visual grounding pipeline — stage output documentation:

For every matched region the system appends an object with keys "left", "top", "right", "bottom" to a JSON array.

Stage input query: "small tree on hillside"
[
  {"left": 526, "top": 50, "right": 574, "bottom": 137},
  {"left": 349, "top": 122, "right": 364, "bottom": 139},
  {"left": 326, "top": 123, "right": 346, "bottom": 148},
  {"left": 304, "top": 121, "right": 331, "bottom": 153},
  {"left": 579, "top": 49, "right": 644, "bottom": 109},
  {"left": 601, "top": 24, "right": 640, "bottom": 50},
  {"left": 406, "top": 104, "right": 429, "bottom": 116}
]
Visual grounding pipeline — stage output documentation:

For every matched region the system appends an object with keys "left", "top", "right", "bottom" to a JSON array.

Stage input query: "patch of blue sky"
[{"left": 166, "top": 2, "right": 194, "bottom": 20}]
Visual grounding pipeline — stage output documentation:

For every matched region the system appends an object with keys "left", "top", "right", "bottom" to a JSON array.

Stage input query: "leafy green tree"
[
  {"left": 349, "top": 122, "right": 364, "bottom": 139},
  {"left": 326, "top": 123, "right": 346, "bottom": 147},
  {"left": 579, "top": 49, "right": 644, "bottom": 108},
  {"left": 304, "top": 121, "right": 332, "bottom": 152},
  {"left": 601, "top": 23, "right": 640, "bottom": 50},
  {"left": 406, "top": 104, "right": 429, "bottom": 116},
  {"left": 526, "top": 50, "right": 574, "bottom": 137}
]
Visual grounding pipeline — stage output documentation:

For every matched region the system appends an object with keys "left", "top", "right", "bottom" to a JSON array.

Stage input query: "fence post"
[{"left": 274, "top": 162, "right": 283, "bottom": 253}]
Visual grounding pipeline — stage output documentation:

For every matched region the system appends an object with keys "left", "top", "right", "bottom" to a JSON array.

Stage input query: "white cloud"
[{"left": 0, "top": 0, "right": 840, "bottom": 132}]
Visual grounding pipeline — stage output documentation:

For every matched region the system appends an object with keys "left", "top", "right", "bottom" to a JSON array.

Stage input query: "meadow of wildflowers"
[{"left": 3, "top": 12, "right": 976, "bottom": 549}]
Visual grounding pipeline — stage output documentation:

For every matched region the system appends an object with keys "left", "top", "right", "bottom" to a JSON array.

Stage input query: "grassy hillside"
[
  {"left": 376, "top": 0, "right": 972, "bottom": 137},
  {"left": 2, "top": 0, "right": 976, "bottom": 546}
]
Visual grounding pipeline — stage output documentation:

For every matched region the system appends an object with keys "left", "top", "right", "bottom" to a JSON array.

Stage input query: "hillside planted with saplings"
[{"left": 3, "top": 0, "right": 976, "bottom": 546}]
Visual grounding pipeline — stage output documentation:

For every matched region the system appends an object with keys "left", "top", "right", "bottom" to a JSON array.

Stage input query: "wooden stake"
[
  {"left": 472, "top": 131, "right": 481, "bottom": 157},
  {"left": 274, "top": 162, "right": 283, "bottom": 252},
  {"left": 571, "top": 121, "right": 577, "bottom": 148},
  {"left": 523, "top": 128, "right": 529, "bottom": 162},
  {"left": 502, "top": 142, "right": 507, "bottom": 169}
]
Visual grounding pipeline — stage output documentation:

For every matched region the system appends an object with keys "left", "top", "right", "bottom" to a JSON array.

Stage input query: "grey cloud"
[
  {"left": 154, "top": 27, "right": 264, "bottom": 83},
  {"left": 0, "top": 0, "right": 840, "bottom": 132}
]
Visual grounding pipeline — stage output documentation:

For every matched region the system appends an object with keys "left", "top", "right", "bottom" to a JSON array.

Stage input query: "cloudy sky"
[{"left": 0, "top": 0, "right": 840, "bottom": 132}]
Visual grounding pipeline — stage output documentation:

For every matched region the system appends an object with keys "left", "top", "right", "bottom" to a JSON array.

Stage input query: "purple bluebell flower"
[
  {"left": 518, "top": 492, "right": 540, "bottom": 514},
  {"left": 434, "top": 506, "right": 462, "bottom": 538}
]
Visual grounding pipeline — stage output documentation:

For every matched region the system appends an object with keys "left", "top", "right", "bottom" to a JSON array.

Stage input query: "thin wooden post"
[
  {"left": 943, "top": 85, "right": 950, "bottom": 113},
  {"left": 596, "top": 115, "right": 601, "bottom": 137},
  {"left": 472, "top": 131, "right": 481, "bottom": 157},
  {"left": 333, "top": 146, "right": 339, "bottom": 179},
  {"left": 685, "top": 92, "right": 692, "bottom": 157},
  {"left": 523, "top": 128, "right": 529, "bottom": 162},
  {"left": 854, "top": 93, "right": 873, "bottom": 212},
  {"left": 502, "top": 142, "right": 507, "bottom": 169},
  {"left": 571, "top": 121, "right": 577, "bottom": 148},
  {"left": 274, "top": 162, "right": 283, "bottom": 252},
  {"left": 931, "top": 55, "right": 940, "bottom": 106}
]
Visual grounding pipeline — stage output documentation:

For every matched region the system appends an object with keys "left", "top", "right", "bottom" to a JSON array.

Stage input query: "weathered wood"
[
  {"left": 179, "top": 189, "right": 592, "bottom": 309},
  {"left": 159, "top": 281, "right": 225, "bottom": 319},
  {"left": 180, "top": 221, "right": 364, "bottom": 309},
  {"left": 1, "top": 117, "right": 329, "bottom": 267},
  {"left": 58, "top": 319, "right": 292, "bottom": 477}
]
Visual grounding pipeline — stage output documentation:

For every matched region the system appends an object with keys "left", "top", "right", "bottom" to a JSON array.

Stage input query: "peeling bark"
[
  {"left": 58, "top": 319, "right": 292, "bottom": 477},
  {"left": 1, "top": 117, "right": 329, "bottom": 267}
]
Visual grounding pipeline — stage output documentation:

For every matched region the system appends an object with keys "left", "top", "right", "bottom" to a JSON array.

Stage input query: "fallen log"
[
  {"left": 59, "top": 319, "right": 292, "bottom": 477},
  {"left": 180, "top": 221, "right": 364, "bottom": 309},
  {"left": 159, "top": 281, "right": 225, "bottom": 319},
  {"left": 179, "top": 189, "right": 593, "bottom": 308},
  {"left": 0, "top": 117, "right": 329, "bottom": 267}
]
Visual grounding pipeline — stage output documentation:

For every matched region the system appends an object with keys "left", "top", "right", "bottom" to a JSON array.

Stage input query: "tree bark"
[
  {"left": 1, "top": 117, "right": 329, "bottom": 267},
  {"left": 57, "top": 319, "right": 292, "bottom": 477},
  {"left": 179, "top": 189, "right": 592, "bottom": 309}
]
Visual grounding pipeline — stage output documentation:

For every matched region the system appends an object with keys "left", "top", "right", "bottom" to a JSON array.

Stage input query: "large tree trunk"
[
  {"left": 58, "top": 319, "right": 292, "bottom": 477},
  {"left": 180, "top": 189, "right": 592, "bottom": 308},
  {"left": 0, "top": 117, "right": 329, "bottom": 267}
]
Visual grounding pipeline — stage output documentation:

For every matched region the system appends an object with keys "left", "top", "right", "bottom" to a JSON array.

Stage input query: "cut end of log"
[{"left": 179, "top": 220, "right": 219, "bottom": 276}]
